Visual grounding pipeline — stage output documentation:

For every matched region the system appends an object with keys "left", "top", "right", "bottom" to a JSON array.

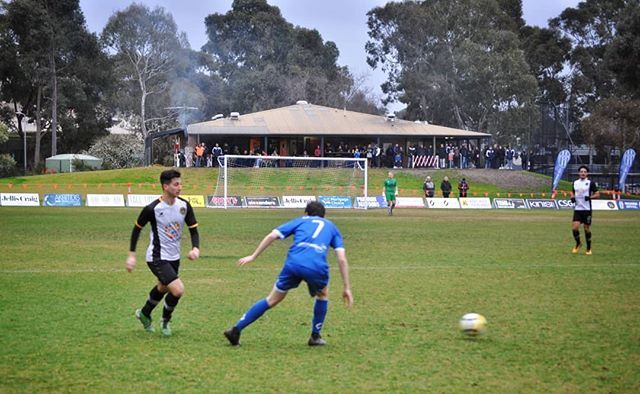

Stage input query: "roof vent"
[
  {"left": 230, "top": 112, "right": 240, "bottom": 120},
  {"left": 211, "top": 114, "right": 224, "bottom": 121},
  {"left": 386, "top": 113, "right": 396, "bottom": 122},
  {"left": 296, "top": 100, "right": 308, "bottom": 105}
]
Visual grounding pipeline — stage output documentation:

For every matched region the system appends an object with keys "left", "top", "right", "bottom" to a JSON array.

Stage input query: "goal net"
[{"left": 213, "top": 155, "right": 368, "bottom": 208}]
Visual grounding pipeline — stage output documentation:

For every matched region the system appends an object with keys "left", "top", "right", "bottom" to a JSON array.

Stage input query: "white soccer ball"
[{"left": 459, "top": 313, "right": 487, "bottom": 336}]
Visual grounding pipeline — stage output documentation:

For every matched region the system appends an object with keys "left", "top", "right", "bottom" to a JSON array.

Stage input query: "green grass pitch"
[{"left": 1, "top": 207, "right": 639, "bottom": 392}]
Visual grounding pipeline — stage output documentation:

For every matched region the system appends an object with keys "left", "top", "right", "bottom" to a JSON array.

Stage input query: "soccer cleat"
[
  {"left": 160, "top": 319, "right": 172, "bottom": 337},
  {"left": 224, "top": 327, "right": 241, "bottom": 346},
  {"left": 585, "top": 249, "right": 592, "bottom": 256},
  {"left": 571, "top": 244, "right": 582, "bottom": 254},
  {"left": 308, "top": 333, "right": 326, "bottom": 346},
  {"left": 135, "top": 309, "right": 154, "bottom": 332}
]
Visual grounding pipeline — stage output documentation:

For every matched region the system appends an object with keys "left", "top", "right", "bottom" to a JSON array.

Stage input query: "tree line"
[
  {"left": 0, "top": 0, "right": 638, "bottom": 171},
  {"left": 367, "top": 0, "right": 639, "bottom": 154}
]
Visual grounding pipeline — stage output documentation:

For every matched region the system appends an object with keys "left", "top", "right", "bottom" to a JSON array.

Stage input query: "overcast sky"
[{"left": 79, "top": 0, "right": 581, "bottom": 111}]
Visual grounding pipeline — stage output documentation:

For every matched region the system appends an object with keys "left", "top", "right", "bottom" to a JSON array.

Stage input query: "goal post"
[{"left": 214, "top": 155, "right": 368, "bottom": 209}]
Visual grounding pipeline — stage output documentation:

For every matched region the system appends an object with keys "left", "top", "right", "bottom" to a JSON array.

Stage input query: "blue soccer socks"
[
  {"left": 236, "top": 298, "right": 270, "bottom": 331},
  {"left": 312, "top": 299, "right": 328, "bottom": 334}
]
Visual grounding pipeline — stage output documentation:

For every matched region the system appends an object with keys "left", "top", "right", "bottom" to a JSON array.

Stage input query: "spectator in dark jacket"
[{"left": 441, "top": 176, "right": 452, "bottom": 198}]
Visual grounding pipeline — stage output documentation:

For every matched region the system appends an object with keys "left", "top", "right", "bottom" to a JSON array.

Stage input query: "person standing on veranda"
[{"left": 223, "top": 201, "right": 353, "bottom": 347}]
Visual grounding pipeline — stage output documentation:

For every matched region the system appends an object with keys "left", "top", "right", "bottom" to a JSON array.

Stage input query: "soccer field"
[{"left": 1, "top": 207, "right": 639, "bottom": 392}]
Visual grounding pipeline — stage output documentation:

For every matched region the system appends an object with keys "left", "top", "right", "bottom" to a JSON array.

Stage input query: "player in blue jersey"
[
  {"left": 571, "top": 165, "right": 599, "bottom": 255},
  {"left": 224, "top": 201, "right": 353, "bottom": 346},
  {"left": 126, "top": 169, "right": 200, "bottom": 336}
]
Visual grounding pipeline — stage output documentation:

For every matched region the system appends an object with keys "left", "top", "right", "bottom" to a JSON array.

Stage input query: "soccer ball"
[{"left": 459, "top": 313, "right": 487, "bottom": 336}]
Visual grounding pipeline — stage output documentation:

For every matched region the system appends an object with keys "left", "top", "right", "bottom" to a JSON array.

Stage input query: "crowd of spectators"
[
  {"left": 322, "top": 141, "right": 526, "bottom": 170},
  {"left": 174, "top": 141, "right": 241, "bottom": 168},
  {"left": 173, "top": 140, "right": 527, "bottom": 171}
]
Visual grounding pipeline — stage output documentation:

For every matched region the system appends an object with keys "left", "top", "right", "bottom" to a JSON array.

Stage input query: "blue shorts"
[{"left": 275, "top": 263, "right": 329, "bottom": 297}]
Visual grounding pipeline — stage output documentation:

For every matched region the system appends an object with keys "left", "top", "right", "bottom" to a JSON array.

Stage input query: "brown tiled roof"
[{"left": 187, "top": 103, "right": 491, "bottom": 138}]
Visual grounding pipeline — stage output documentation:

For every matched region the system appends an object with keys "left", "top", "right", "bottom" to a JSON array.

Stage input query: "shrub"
[
  {"left": 0, "top": 153, "right": 18, "bottom": 178},
  {"left": 85, "top": 134, "right": 144, "bottom": 169}
]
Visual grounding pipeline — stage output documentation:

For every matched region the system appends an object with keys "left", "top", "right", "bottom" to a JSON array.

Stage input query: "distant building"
[{"left": 186, "top": 102, "right": 490, "bottom": 159}]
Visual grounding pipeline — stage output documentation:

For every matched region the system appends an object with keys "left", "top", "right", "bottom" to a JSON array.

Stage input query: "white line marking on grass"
[
  {"left": 1, "top": 263, "right": 637, "bottom": 274},
  {"left": 350, "top": 264, "right": 639, "bottom": 270},
  {"left": 0, "top": 267, "right": 275, "bottom": 274}
]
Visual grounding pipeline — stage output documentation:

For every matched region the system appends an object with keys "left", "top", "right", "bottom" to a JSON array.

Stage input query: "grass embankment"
[{"left": 0, "top": 167, "right": 575, "bottom": 198}]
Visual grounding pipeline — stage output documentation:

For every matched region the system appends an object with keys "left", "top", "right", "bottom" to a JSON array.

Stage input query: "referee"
[
  {"left": 571, "top": 165, "right": 599, "bottom": 255},
  {"left": 126, "top": 169, "right": 200, "bottom": 336}
]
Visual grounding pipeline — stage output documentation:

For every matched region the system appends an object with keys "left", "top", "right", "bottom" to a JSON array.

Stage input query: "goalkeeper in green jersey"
[{"left": 382, "top": 171, "right": 398, "bottom": 215}]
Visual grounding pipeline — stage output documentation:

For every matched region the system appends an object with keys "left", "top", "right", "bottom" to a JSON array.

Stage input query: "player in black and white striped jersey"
[
  {"left": 126, "top": 169, "right": 200, "bottom": 336},
  {"left": 571, "top": 165, "right": 599, "bottom": 255}
]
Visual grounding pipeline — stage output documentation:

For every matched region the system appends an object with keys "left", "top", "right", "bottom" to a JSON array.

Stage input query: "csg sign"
[
  {"left": 556, "top": 199, "right": 575, "bottom": 209},
  {"left": 527, "top": 199, "right": 558, "bottom": 209}
]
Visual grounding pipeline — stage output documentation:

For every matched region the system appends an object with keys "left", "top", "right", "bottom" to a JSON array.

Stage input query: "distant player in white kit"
[{"left": 571, "top": 165, "right": 599, "bottom": 255}]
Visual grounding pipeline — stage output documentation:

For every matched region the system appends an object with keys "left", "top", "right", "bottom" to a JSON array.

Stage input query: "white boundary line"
[{"left": 2, "top": 263, "right": 637, "bottom": 274}]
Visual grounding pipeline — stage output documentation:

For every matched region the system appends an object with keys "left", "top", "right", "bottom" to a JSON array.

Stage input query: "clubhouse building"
[{"left": 185, "top": 101, "right": 491, "bottom": 160}]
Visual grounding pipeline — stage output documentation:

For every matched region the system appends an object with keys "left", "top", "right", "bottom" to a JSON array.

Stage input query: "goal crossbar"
[{"left": 216, "top": 155, "right": 368, "bottom": 209}]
